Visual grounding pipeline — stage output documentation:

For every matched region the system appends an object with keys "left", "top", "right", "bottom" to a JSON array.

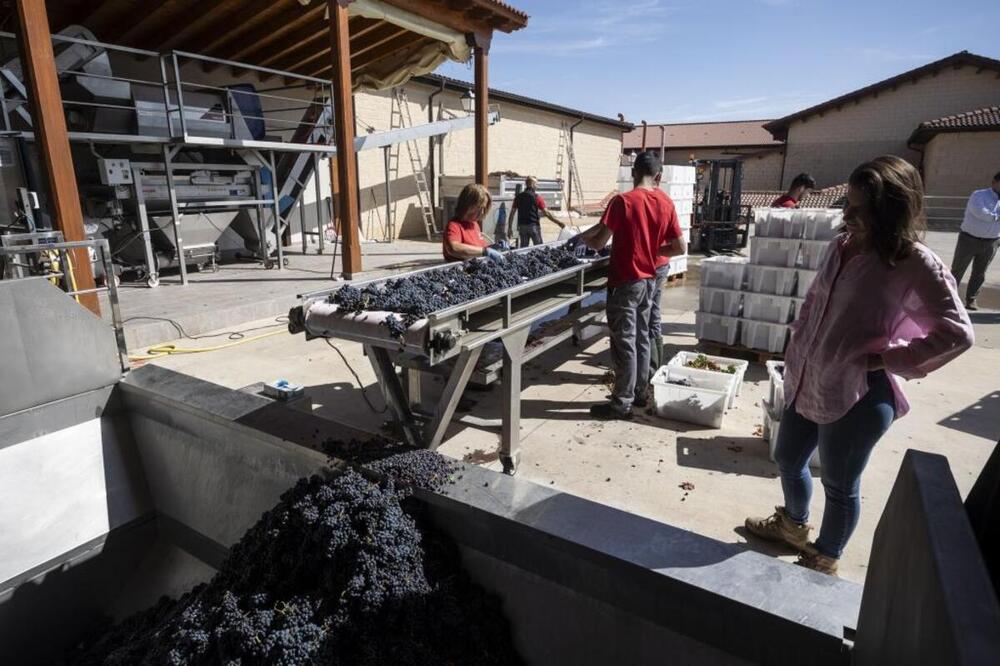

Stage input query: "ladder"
[
  {"left": 389, "top": 87, "right": 438, "bottom": 241},
  {"left": 560, "top": 122, "right": 586, "bottom": 213}
]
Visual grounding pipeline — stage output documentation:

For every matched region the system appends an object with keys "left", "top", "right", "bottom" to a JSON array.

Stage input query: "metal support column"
[
  {"left": 160, "top": 144, "right": 187, "bottom": 285},
  {"left": 313, "top": 153, "right": 325, "bottom": 254},
  {"left": 382, "top": 145, "right": 391, "bottom": 236},
  {"left": 499, "top": 326, "right": 530, "bottom": 475},
  {"left": 473, "top": 38, "right": 490, "bottom": 187},
  {"left": 268, "top": 149, "right": 283, "bottom": 270},
  {"left": 365, "top": 345, "right": 420, "bottom": 448},
  {"left": 131, "top": 166, "right": 159, "bottom": 287}
]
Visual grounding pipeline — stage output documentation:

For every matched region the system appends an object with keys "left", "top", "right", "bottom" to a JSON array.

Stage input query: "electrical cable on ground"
[
  {"left": 324, "top": 338, "right": 388, "bottom": 414},
  {"left": 123, "top": 315, "right": 289, "bottom": 341},
  {"left": 125, "top": 315, "right": 291, "bottom": 361}
]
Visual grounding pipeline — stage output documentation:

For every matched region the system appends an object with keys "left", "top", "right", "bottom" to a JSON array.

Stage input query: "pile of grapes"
[
  {"left": 74, "top": 451, "right": 520, "bottom": 666},
  {"left": 332, "top": 246, "right": 581, "bottom": 338}
]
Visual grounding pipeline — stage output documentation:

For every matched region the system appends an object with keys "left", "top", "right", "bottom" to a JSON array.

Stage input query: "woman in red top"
[{"left": 443, "top": 183, "right": 504, "bottom": 263}]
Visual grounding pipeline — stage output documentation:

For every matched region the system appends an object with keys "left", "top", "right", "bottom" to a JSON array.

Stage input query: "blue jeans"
[{"left": 775, "top": 371, "right": 896, "bottom": 559}]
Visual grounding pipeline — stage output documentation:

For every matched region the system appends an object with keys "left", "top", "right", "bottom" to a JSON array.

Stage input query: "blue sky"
[{"left": 434, "top": 0, "right": 1000, "bottom": 124}]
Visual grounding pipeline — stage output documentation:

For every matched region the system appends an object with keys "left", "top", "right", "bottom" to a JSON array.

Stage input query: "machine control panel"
[{"left": 98, "top": 158, "right": 133, "bottom": 185}]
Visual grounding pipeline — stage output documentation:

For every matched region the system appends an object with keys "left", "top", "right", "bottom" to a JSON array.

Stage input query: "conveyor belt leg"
[
  {"left": 424, "top": 346, "right": 483, "bottom": 449},
  {"left": 500, "top": 327, "right": 530, "bottom": 475},
  {"left": 365, "top": 345, "right": 421, "bottom": 448}
]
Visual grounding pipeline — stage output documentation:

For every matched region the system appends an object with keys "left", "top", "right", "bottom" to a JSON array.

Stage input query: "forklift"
[{"left": 692, "top": 158, "right": 750, "bottom": 255}]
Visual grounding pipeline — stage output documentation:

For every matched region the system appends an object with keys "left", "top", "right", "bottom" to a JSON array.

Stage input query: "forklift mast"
[{"left": 693, "top": 158, "right": 749, "bottom": 255}]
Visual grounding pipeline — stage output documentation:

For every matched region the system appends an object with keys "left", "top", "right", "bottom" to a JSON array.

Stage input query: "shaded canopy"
[{"left": 21, "top": 0, "right": 528, "bottom": 90}]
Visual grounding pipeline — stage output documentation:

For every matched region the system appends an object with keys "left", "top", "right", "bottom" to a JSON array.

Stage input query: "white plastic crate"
[
  {"left": 617, "top": 179, "right": 633, "bottom": 193},
  {"left": 803, "top": 209, "right": 844, "bottom": 240},
  {"left": 668, "top": 255, "right": 688, "bottom": 276},
  {"left": 651, "top": 365, "right": 734, "bottom": 428},
  {"left": 773, "top": 209, "right": 797, "bottom": 238},
  {"left": 617, "top": 166, "right": 633, "bottom": 180},
  {"left": 790, "top": 297, "right": 806, "bottom": 321},
  {"left": 700, "top": 256, "right": 748, "bottom": 290},
  {"left": 743, "top": 293, "right": 795, "bottom": 324},
  {"left": 667, "top": 350, "right": 749, "bottom": 407},
  {"left": 763, "top": 397, "right": 820, "bottom": 468},
  {"left": 662, "top": 164, "right": 696, "bottom": 184},
  {"left": 741, "top": 319, "right": 789, "bottom": 353},
  {"left": 699, "top": 287, "right": 742, "bottom": 317},
  {"left": 696, "top": 312, "right": 741, "bottom": 346},
  {"left": 662, "top": 183, "right": 694, "bottom": 200},
  {"left": 678, "top": 213, "right": 692, "bottom": 229},
  {"left": 675, "top": 198, "right": 693, "bottom": 215},
  {"left": 745, "top": 265, "right": 797, "bottom": 296},
  {"left": 765, "top": 360, "right": 785, "bottom": 414},
  {"left": 798, "top": 240, "right": 829, "bottom": 269},
  {"left": 753, "top": 208, "right": 785, "bottom": 238},
  {"left": 751, "top": 237, "right": 800, "bottom": 267},
  {"left": 796, "top": 269, "right": 818, "bottom": 298}
]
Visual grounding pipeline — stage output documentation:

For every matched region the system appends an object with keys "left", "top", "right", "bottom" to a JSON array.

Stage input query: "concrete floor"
[{"left": 140, "top": 241, "right": 1000, "bottom": 584}]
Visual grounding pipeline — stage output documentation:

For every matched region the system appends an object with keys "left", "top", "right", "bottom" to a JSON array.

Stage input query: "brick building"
[
  {"left": 910, "top": 105, "right": 1000, "bottom": 197},
  {"left": 622, "top": 120, "right": 785, "bottom": 191},
  {"left": 765, "top": 51, "right": 1000, "bottom": 190}
]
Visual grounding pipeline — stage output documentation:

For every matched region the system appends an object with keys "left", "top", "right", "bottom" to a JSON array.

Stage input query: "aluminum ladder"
[
  {"left": 560, "top": 122, "right": 586, "bottom": 213},
  {"left": 389, "top": 87, "right": 438, "bottom": 240}
]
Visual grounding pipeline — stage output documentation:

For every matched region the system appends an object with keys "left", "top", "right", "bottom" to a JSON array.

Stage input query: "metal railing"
[
  {"left": 0, "top": 29, "right": 336, "bottom": 153},
  {"left": 0, "top": 237, "right": 128, "bottom": 371}
]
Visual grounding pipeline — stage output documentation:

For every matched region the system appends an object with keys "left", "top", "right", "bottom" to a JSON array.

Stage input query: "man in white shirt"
[{"left": 951, "top": 171, "right": 1000, "bottom": 310}]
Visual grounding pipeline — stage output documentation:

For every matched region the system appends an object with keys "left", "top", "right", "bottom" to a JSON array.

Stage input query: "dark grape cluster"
[
  {"left": 73, "top": 469, "right": 520, "bottom": 666},
  {"left": 366, "top": 449, "right": 459, "bottom": 493},
  {"left": 331, "top": 246, "right": 581, "bottom": 338}
]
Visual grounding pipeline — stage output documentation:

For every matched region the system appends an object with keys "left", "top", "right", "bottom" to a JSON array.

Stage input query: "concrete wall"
[
  {"left": 781, "top": 65, "right": 1000, "bottom": 188},
  {"left": 923, "top": 131, "right": 1000, "bottom": 197}
]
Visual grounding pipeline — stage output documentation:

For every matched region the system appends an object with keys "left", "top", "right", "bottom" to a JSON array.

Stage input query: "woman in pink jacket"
[{"left": 746, "top": 156, "right": 974, "bottom": 575}]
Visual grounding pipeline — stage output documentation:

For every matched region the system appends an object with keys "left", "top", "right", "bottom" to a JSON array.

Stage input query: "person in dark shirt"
[
  {"left": 772, "top": 173, "right": 816, "bottom": 208},
  {"left": 510, "top": 176, "right": 565, "bottom": 246},
  {"left": 569, "top": 151, "right": 686, "bottom": 420}
]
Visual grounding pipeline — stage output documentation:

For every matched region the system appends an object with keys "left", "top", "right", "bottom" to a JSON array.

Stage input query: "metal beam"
[
  {"left": 474, "top": 41, "right": 489, "bottom": 186},
  {"left": 14, "top": 0, "right": 99, "bottom": 314},
  {"left": 328, "top": 0, "right": 362, "bottom": 278}
]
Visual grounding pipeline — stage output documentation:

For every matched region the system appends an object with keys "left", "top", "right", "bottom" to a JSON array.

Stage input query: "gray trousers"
[
  {"left": 649, "top": 263, "right": 670, "bottom": 373},
  {"left": 519, "top": 225, "right": 543, "bottom": 247},
  {"left": 607, "top": 278, "right": 656, "bottom": 409},
  {"left": 952, "top": 231, "right": 999, "bottom": 303}
]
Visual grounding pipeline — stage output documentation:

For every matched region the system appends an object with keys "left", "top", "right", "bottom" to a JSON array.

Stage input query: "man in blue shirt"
[{"left": 951, "top": 171, "right": 1000, "bottom": 311}]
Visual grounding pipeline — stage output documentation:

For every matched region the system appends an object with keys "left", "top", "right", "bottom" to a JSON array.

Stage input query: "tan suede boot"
[{"left": 744, "top": 506, "right": 812, "bottom": 551}]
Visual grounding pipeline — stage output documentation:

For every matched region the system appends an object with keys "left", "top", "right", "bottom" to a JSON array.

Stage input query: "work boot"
[
  {"left": 590, "top": 402, "right": 633, "bottom": 421},
  {"left": 966, "top": 299, "right": 979, "bottom": 311},
  {"left": 744, "top": 506, "right": 812, "bottom": 551},
  {"left": 795, "top": 547, "right": 839, "bottom": 576},
  {"left": 633, "top": 387, "right": 650, "bottom": 409}
]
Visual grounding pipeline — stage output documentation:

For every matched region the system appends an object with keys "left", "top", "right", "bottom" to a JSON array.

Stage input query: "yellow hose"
[{"left": 128, "top": 329, "right": 287, "bottom": 362}]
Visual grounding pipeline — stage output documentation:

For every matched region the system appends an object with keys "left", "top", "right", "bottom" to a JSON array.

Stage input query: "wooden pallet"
[{"left": 699, "top": 340, "right": 783, "bottom": 364}]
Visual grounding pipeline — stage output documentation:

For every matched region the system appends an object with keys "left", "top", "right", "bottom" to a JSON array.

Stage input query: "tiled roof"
[
  {"left": 413, "top": 74, "right": 633, "bottom": 129},
  {"left": 910, "top": 105, "right": 1000, "bottom": 144},
  {"left": 623, "top": 120, "right": 779, "bottom": 150},
  {"left": 701, "top": 184, "right": 849, "bottom": 210},
  {"left": 765, "top": 51, "right": 1000, "bottom": 140}
]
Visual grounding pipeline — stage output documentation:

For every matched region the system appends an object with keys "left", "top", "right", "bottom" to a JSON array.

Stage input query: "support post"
[
  {"left": 313, "top": 153, "right": 325, "bottom": 254},
  {"left": 500, "top": 326, "right": 530, "bottom": 475},
  {"left": 14, "top": 0, "right": 99, "bottom": 314},
  {"left": 327, "top": 0, "right": 361, "bottom": 278},
  {"left": 161, "top": 144, "right": 187, "bottom": 284},
  {"left": 472, "top": 35, "right": 490, "bottom": 187}
]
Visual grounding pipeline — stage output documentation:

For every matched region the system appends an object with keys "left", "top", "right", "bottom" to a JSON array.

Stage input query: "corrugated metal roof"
[{"left": 622, "top": 120, "right": 780, "bottom": 150}]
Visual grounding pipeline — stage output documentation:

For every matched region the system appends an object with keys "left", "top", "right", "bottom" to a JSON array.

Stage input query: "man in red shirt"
[
  {"left": 570, "top": 151, "right": 687, "bottom": 419},
  {"left": 771, "top": 173, "right": 816, "bottom": 208}
]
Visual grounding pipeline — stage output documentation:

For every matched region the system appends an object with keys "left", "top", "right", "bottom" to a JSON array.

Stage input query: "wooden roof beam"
[
  {"left": 309, "top": 31, "right": 430, "bottom": 78},
  {"left": 159, "top": 1, "right": 246, "bottom": 50},
  {"left": 261, "top": 16, "right": 382, "bottom": 71},
  {"left": 221, "top": 2, "right": 327, "bottom": 64},
  {"left": 118, "top": 0, "right": 200, "bottom": 46},
  {"left": 199, "top": 0, "right": 293, "bottom": 57}
]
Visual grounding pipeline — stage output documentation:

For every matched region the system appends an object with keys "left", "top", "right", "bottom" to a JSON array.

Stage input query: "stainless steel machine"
[{"left": 291, "top": 243, "right": 610, "bottom": 474}]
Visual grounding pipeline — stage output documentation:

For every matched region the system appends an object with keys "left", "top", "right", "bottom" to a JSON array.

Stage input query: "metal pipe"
[
  {"left": 268, "top": 149, "right": 284, "bottom": 269},
  {"left": 171, "top": 53, "right": 187, "bottom": 138},
  {"left": 641, "top": 120, "right": 647, "bottom": 151},
  {"left": 659, "top": 125, "right": 666, "bottom": 162},
  {"left": 427, "top": 79, "right": 445, "bottom": 214},
  {"left": 314, "top": 153, "right": 324, "bottom": 254},
  {"left": 160, "top": 144, "right": 187, "bottom": 285},
  {"left": 567, "top": 115, "right": 584, "bottom": 213},
  {"left": 382, "top": 145, "right": 391, "bottom": 238}
]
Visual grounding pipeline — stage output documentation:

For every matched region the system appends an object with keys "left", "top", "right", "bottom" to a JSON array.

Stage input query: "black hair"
[
  {"left": 632, "top": 151, "right": 662, "bottom": 179},
  {"left": 993, "top": 170, "right": 1000, "bottom": 182},
  {"left": 791, "top": 173, "right": 816, "bottom": 190}
]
